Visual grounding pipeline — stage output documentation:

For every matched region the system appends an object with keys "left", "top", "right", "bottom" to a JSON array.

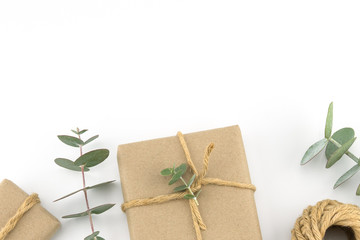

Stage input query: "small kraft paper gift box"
[
  {"left": 117, "top": 125, "right": 262, "bottom": 240},
  {"left": 0, "top": 179, "right": 60, "bottom": 240}
]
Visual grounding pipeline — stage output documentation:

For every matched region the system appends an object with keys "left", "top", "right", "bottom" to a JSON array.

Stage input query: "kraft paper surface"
[
  {"left": 0, "top": 179, "right": 60, "bottom": 240},
  {"left": 117, "top": 125, "right": 262, "bottom": 240}
]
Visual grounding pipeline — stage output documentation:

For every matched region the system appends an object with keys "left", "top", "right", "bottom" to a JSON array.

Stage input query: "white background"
[{"left": 1, "top": 1, "right": 360, "bottom": 239}]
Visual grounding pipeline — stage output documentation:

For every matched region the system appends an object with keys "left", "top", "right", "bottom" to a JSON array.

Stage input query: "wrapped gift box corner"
[
  {"left": 117, "top": 125, "right": 262, "bottom": 240},
  {"left": 0, "top": 179, "right": 60, "bottom": 240}
]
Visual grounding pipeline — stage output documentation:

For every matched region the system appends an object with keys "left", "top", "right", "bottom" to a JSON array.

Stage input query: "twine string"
[
  {"left": 121, "top": 131, "right": 256, "bottom": 240},
  {"left": 0, "top": 193, "right": 40, "bottom": 240}
]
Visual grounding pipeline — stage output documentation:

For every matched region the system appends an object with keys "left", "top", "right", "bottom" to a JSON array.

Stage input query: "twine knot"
[
  {"left": 291, "top": 199, "right": 360, "bottom": 240},
  {"left": 122, "top": 132, "right": 256, "bottom": 240},
  {"left": 0, "top": 193, "right": 40, "bottom": 240}
]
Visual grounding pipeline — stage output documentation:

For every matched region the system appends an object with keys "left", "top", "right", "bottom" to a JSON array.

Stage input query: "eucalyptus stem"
[
  {"left": 329, "top": 137, "right": 359, "bottom": 163},
  {"left": 81, "top": 165, "right": 95, "bottom": 233},
  {"left": 180, "top": 176, "right": 199, "bottom": 205},
  {"left": 78, "top": 132, "right": 95, "bottom": 234}
]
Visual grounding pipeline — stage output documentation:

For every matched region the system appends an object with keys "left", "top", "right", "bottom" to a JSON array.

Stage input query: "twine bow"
[
  {"left": 121, "top": 132, "right": 256, "bottom": 240},
  {"left": 0, "top": 193, "right": 40, "bottom": 240}
]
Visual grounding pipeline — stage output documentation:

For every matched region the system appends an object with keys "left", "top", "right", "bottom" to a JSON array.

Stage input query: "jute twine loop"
[
  {"left": 122, "top": 131, "right": 256, "bottom": 240},
  {"left": 291, "top": 199, "right": 360, "bottom": 240},
  {"left": 0, "top": 193, "right": 40, "bottom": 240}
]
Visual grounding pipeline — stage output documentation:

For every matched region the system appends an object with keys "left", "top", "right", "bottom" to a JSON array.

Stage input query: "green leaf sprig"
[
  {"left": 161, "top": 163, "right": 201, "bottom": 205},
  {"left": 55, "top": 128, "right": 115, "bottom": 240},
  {"left": 301, "top": 102, "right": 360, "bottom": 195}
]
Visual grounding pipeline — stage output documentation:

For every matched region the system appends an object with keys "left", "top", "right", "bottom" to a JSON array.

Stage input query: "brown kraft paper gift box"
[
  {"left": 117, "top": 125, "right": 262, "bottom": 240},
  {"left": 0, "top": 179, "right": 60, "bottom": 240}
]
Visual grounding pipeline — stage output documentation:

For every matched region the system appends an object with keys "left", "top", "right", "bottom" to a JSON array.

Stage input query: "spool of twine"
[{"left": 291, "top": 199, "right": 360, "bottom": 240}]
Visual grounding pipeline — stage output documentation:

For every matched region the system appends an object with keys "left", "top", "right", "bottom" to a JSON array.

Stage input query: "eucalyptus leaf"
[
  {"left": 333, "top": 164, "right": 360, "bottom": 189},
  {"left": 58, "top": 135, "right": 84, "bottom": 147},
  {"left": 62, "top": 210, "right": 89, "bottom": 219},
  {"left": 169, "top": 165, "right": 187, "bottom": 185},
  {"left": 173, "top": 184, "right": 188, "bottom": 192},
  {"left": 169, "top": 171, "right": 184, "bottom": 185},
  {"left": 55, "top": 158, "right": 89, "bottom": 172},
  {"left": 54, "top": 188, "right": 83, "bottom": 202},
  {"left": 160, "top": 168, "right": 173, "bottom": 176},
  {"left": 325, "top": 128, "right": 355, "bottom": 160},
  {"left": 84, "top": 135, "right": 99, "bottom": 145},
  {"left": 96, "top": 237, "right": 105, "bottom": 240},
  {"left": 184, "top": 194, "right": 195, "bottom": 199},
  {"left": 75, "top": 149, "right": 109, "bottom": 167},
  {"left": 300, "top": 138, "right": 328, "bottom": 165},
  {"left": 175, "top": 163, "right": 187, "bottom": 173},
  {"left": 62, "top": 203, "right": 115, "bottom": 219},
  {"left": 356, "top": 184, "right": 360, "bottom": 196},
  {"left": 91, "top": 204, "right": 116, "bottom": 215},
  {"left": 195, "top": 189, "right": 202, "bottom": 198},
  {"left": 188, "top": 174, "right": 196, "bottom": 187},
  {"left": 54, "top": 180, "right": 115, "bottom": 202},
  {"left": 325, "top": 102, "right": 333, "bottom": 138},
  {"left": 71, "top": 130, "right": 78, "bottom": 135},
  {"left": 87, "top": 180, "right": 116, "bottom": 190},
  {"left": 84, "top": 231, "right": 99, "bottom": 240},
  {"left": 79, "top": 129, "right": 88, "bottom": 135},
  {"left": 326, "top": 137, "right": 357, "bottom": 168}
]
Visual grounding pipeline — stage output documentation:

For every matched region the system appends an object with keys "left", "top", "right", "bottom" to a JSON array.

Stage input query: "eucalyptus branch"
[
  {"left": 301, "top": 102, "right": 360, "bottom": 195},
  {"left": 161, "top": 163, "right": 201, "bottom": 204},
  {"left": 54, "top": 128, "right": 116, "bottom": 240},
  {"left": 179, "top": 176, "right": 199, "bottom": 205},
  {"left": 74, "top": 129, "right": 96, "bottom": 234}
]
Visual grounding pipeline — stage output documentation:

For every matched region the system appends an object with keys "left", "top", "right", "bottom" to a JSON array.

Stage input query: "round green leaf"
[
  {"left": 91, "top": 203, "right": 116, "bottom": 215},
  {"left": 74, "top": 149, "right": 110, "bottom": 167},
  {"left": 325, "top": 128, "right": 355, "bottom": 160},
  {"left": 326, "top": 137, "right": 357, "bottom": 168},
  {"left": 195, "top": 189, "right": 202, "bottom": 198},
  {"left": 63, "top": 203, "right": 115, "bottom": 219},
  {"left": 175, "top": 163, "right": 187, "bottom": 173},
  {"left": 54, "top": 180, "right": 115, "bottom": 202},
  {"left": 84, "top": 135, "right": 99, "bottom": 145},
  {"left": 62, "top": 209, "right": 89, "bottom": 218},
  {"left": 169, "top": 171, "right": 184, "bottom": 185},
  {"left": 356, "top": 184, "right": 360, "bottom": 196},
  {"left": 300, "top": 138, "right": 328, "bottom": 165},
  {"left": 188, "top": 174, "right": 196, "bottom": 187},
  {"left": 173, "top": 184, "right": 187, "bottom": 192},
  {"left": 325, "top": 102, "right": 333, "bottom": 139},
  {"left": 79, "top": 129, "right": 88, "bottom": 135},
  {"left": 160, "top": 168, "right": 173, "bottom": 176},
  {"left": 184, "top": 194, "right": 195, "bottom": 199},
  {"left": 55, "top": 158, "right": 89, "bottom": 172},
  {"left": 84, "top": 231, "right": 100, "bottom": 240},
  {"left": 169, "top": 164, "right": 187, "bottom": 185},
  {"left": 87, "top": 180, "right": 116, "bottom": 190},
  {"left": 333, "top": 164, "right": 360, "bottom": 189},
  {"left": 58, "top": 135, "right": 84, "bottom": 147}
]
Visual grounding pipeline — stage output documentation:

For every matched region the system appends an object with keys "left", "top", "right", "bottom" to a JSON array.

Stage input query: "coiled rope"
[{"left": 291, "top": 199, "right": 360, "bottom": 240}]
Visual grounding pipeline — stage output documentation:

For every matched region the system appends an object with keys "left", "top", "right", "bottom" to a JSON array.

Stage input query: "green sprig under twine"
[
  {"left": 161, "top": 163, "right": 202, "bottom": 205},
  {"left": 54, "top": 128, "right": 115, "bottom": 240},
  {"left": 301, "top": 102, "right": 360, "bottom": 195}
]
